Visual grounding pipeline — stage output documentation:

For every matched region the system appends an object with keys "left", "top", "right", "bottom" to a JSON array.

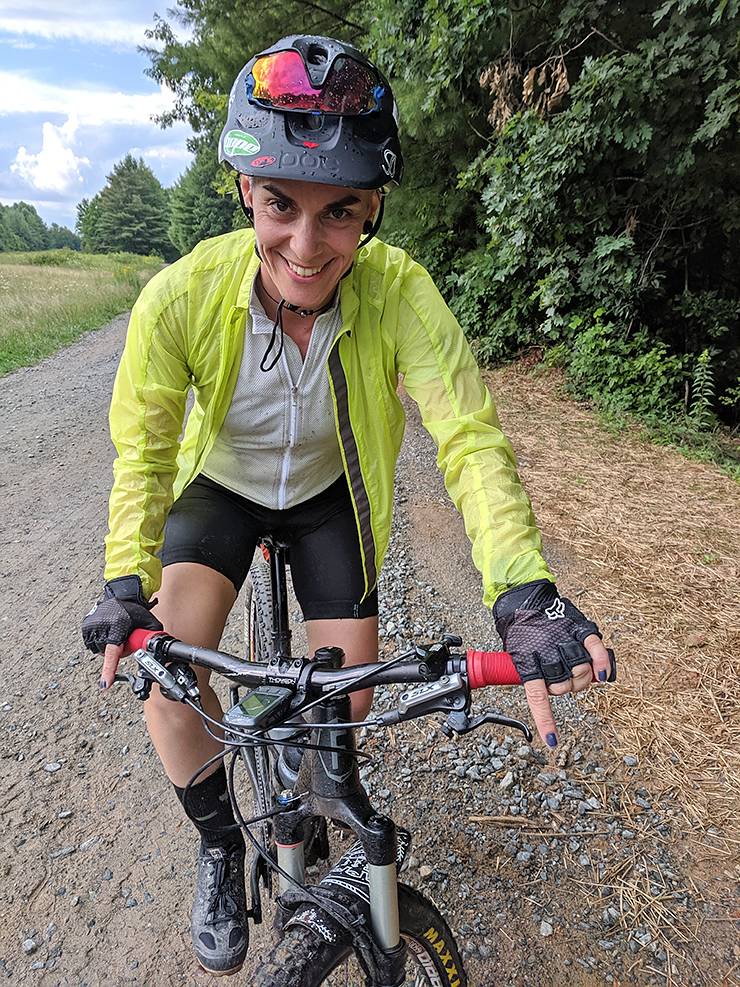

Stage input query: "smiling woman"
[
  {"left": 83, "top": 31, "right": 614, "bottom": 983},
  {"left": 245, "top": 176, "right": 379, "bottom": 315}
]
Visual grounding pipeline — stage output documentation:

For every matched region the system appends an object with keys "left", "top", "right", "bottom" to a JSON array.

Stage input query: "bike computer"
[{"left": 223, "top": 686, "right": 294, "bottom": 730}]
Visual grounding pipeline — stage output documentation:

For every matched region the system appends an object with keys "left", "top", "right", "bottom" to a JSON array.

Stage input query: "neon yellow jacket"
[{"left": 105, "top": 229, "right": 553, "bottom": 604}]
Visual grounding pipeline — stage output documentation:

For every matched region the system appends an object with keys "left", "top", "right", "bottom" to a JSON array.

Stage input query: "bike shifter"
[{"left": 441, "top": 709, "right": 532, "bottom": 742}]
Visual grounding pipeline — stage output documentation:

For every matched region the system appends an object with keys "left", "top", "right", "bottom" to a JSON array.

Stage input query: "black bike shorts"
[{"left": 159, "top": 473, "right": 378, "bottom": 620}]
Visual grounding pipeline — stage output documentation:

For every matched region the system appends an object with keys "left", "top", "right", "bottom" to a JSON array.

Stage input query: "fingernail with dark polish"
[
  {"left": 99, "top": 679, "right": 107, "bottom": 690},
  {"left": 546, "top": 732, "right": 558, "bottom": 748},
  {"left": 598, "top": 669, "right": 607, "bottom": 682}
]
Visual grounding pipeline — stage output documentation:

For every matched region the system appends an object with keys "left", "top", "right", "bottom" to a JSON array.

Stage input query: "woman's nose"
[{"left": 290, "top": 214, "right": 323, "bottom": 261}]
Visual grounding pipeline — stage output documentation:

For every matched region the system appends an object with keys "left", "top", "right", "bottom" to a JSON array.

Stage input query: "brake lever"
[
  {"left": 112, "top": 652, "right": 201, "bottom": 705},
  {"left": 374, "top": 673, "right": 468, "bottom": 726},
  {"left": 441, "top": 709, "right": 533, "bottom": 742},
  {"left": 112, "top": 671, "right": 153, "bottom": 701}
]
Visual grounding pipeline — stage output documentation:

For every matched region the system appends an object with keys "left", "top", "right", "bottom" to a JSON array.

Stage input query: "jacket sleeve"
[
  {"left": 395, "top": 262, "right": 554, "bottom": 607},
  {"left": 103, "top": 275, "right": 191, "bottom": 599}
]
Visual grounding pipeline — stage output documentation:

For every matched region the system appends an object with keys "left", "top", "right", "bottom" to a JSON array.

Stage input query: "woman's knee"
[{"left": 152, "top": 562, "right": 237, "bottom": 649}]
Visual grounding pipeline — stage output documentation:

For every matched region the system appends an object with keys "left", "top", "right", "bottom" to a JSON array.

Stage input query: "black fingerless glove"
[
  {"left": 82, "top": 575, "right": 163, "bottom": 655},
  {"left": 493, "top": 579, "right": 604, "bottom": 686}
]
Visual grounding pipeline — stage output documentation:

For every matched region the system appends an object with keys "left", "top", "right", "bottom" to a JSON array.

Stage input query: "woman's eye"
[
  {"left": 329, "top": 208, "right": 350, "bottom": 221},
  {"left": 270, "top": 200, "right": 290, "bottom": 214}
]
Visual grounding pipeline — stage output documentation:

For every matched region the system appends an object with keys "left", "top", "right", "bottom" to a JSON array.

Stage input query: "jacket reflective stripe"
[{"left": 328, "top": 343, "right": 376, "bottom": 596}]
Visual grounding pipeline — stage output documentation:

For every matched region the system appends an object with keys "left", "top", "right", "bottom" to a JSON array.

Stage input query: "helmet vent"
[{"left": 306, "top": 44, "right": 328, "bottom": 66}]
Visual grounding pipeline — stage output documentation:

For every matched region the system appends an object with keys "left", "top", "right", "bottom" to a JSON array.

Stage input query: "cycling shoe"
[{"left": 191, "top": 841, "right": 248, "bottom": 976}]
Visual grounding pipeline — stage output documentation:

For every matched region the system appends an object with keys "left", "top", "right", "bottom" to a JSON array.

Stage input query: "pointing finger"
[
  {"left": 100, "top": 643, "right": 123, "bottom": 691},
  {"left": 524, "top": 679, "right": 559, "bottom": 749},
  {"left": 584, "top": 634, "right": 611, "bottom": 683}
]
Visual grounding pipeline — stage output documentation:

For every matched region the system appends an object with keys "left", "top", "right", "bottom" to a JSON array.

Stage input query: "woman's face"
[{"left": 241, "top": 175, "right": 378, "bottom": 310}]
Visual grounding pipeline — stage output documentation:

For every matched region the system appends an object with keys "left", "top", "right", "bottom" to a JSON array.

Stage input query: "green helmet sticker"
[{"left": 224, "top": 130, "right": 261, "bottom": 156}]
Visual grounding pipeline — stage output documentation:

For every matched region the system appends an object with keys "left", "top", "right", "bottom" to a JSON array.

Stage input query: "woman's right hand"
[{"left": 81, "top": 575, "right": 163, "bottom": 688}]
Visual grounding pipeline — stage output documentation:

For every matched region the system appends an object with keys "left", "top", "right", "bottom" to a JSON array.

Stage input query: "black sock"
[{"left": 173, "top": 763, "right": 244, "bottom": 850}]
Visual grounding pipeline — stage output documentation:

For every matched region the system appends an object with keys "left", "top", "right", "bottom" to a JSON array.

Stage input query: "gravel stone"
[{"left": 499, "top": 771, "right": 515, "bottom": 790}]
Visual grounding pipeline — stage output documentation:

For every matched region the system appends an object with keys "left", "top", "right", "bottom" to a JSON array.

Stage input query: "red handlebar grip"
[
  {"left": 125, "top": 629, "right": 166, "bottom": 655},
  {"left": 466, "top": 649, "right": 521, "bottom": 688}
]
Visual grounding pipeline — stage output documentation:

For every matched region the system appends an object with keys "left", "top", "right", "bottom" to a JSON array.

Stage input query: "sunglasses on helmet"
[{"left": 247, "top": 49, "right": 385, "bottom": 116}]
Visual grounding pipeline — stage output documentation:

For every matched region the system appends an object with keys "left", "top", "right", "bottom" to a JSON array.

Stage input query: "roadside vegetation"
[
  {"left": 145, "top": 0, "right": 739, "bottom": 475},
  {"left": 0, "top": 249, "right": 162, "bottom": 376}
]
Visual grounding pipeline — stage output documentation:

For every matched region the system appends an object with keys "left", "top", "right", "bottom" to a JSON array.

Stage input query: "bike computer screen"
[{"left": 223, "top": 686, "right": 294, "bottom": 729}]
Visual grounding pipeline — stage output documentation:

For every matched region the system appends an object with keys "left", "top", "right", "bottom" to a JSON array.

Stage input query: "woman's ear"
[
  {"left": 363, "top": 190, "right": 382, "bottom": 234},
  {"left": 240, "top": 175, "right": 254, "bottom": 209}
]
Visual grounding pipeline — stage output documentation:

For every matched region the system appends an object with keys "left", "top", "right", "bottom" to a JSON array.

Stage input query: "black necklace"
[{"left": 259, "top": 278, "right": 334, "bottom": 319}]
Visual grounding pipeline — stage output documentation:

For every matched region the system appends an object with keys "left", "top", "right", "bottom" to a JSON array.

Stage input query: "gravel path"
[{"left": 0, "top": 316, "right": 735, "bottom": 986}]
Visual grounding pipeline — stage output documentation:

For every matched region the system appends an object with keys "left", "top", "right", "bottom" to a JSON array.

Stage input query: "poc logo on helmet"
[{"left": 278, "top": 150, "right": 339, "bottom": 173}]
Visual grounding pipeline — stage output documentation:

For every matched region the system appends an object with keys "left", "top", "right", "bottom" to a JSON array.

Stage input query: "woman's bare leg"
[
  {"left": 146, "top": 562, "right": 237, "bottom": 786},
  {"left": 305, "top": 616, "right": 379, "bottom": 720}
]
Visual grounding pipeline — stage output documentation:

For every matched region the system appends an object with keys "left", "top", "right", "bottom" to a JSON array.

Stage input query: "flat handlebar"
[{"left": 125, "top": 629, "right": 524, "bottom": 691}]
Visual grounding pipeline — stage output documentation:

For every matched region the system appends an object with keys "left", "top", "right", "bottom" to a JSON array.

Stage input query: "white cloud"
[
  {"left": 11, "top": 117, "right": 90, "bottom": 193},
  {"left": 0, "top": 38, "right": 40, "bottom": 49},
  {"left": 0, "top": 195, "right": 74, "bottom": 212},
  {"left": 129, "top": 143, "right": 187, "bottom": 162},
  {"left": 0, "top": 2, "right": 193, "bottom": 49},
  {"left": 0, "top": 14, "right": 150, "bottom": 48},
  {"left": 0, "top": 70, "right": 178, "bottom": 128}
]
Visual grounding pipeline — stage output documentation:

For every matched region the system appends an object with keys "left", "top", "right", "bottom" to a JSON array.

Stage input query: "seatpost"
[{"left": 267, "top": 540, "right": 292, "bottom": 659}]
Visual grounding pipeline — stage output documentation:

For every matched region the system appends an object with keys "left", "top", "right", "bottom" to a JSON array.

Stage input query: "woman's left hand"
[{"left": 493, "top": 580, "right": 614, "bottom": 749}]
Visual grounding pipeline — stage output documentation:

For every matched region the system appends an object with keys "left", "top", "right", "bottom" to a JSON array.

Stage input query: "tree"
[
  {"left": 0, "top": 201, "right": 48, "bottom": 251},
  {"left": 47, "top": 223, "right": 81, "bottom": 250},
  {"left": 76, "top": 194, "right": 104, "bottom": 253},
  {"left": 141, "top": 0, "right": 740, "bottom": 426},
  {"left": 0, "top": 205, "right": 25, "bottom": 251},
  {"left": 93, "top": 154, "right": 176, "bottom": 258},
  {"left": 169, "top": 143, "right": 239, "bottom": 254}
]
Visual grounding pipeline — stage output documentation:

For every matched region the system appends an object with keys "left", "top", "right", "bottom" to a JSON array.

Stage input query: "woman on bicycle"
[{"left": 82, "top": 34, "right": 613, "bottom": 976}]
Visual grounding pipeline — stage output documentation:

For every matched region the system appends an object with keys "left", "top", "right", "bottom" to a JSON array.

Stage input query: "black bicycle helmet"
[{"left": 219, "top": 35, "right": 403, "bottom": 190}]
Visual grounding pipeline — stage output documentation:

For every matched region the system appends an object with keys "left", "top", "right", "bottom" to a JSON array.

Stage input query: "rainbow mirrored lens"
[{"left": 250, "top": 50, "right": 382, "bottom": 115}]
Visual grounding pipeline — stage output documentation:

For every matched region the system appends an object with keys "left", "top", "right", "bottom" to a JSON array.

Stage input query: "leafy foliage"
[{"left": 140, "top": 0, "right": 740, "bottom": 439}]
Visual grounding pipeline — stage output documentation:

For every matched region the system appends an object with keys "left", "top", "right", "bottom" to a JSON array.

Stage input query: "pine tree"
[
  {"left": 76, "top": 195, "right": 104, "bottom": 253},
  {"left": 169, "top": 145, "right": 237, "bottom": 254},
  {"left": 94, "top": 154, "right": 176, "bottom": 258}
]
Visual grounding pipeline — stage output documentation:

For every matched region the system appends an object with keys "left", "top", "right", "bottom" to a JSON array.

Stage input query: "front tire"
[{"left": 253, "top": 883, "right": 467, "bottom": 986}]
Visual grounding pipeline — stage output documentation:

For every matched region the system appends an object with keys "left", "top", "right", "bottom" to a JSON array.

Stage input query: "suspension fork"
[{"left": 273, "top": 692, "right": 402, "bottom": 949}]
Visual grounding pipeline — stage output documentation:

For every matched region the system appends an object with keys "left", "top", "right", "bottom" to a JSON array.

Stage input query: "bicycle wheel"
[
  {"left": 253, "top": 883, "right": 467, "bottom": 987},
  {"left": 240, "top": 558, "right": 276, "bottom": 849},
  {"left": 244, "top": 556, "right": 273, "bottom": 663}
]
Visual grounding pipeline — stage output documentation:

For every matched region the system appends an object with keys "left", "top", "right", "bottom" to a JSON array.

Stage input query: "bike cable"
[{"left": 183, "top": 696, "right": 376, "bottom": 765}]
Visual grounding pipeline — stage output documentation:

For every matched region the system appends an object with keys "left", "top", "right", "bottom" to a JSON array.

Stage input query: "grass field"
[{"left": 0, "top": 248, "right": 163, "bottom": 376}]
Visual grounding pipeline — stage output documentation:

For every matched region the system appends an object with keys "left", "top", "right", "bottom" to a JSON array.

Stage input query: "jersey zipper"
[{"left": 277, "top": 382, "right": 299, "bottom": 510}]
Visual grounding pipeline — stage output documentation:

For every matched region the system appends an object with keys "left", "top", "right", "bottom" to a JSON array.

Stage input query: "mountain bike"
[{"left": 117, "top": 539, "right": 612, "bottom": 985}]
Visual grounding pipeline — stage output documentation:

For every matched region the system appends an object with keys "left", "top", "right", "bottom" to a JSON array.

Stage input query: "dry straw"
[{"left": 488, "top": 365, "right": 740, "bottom": 854}]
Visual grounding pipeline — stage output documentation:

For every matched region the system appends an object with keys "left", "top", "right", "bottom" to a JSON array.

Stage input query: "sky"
[{"left": 0, "top": 1, "right": 194, "bottom": 231}]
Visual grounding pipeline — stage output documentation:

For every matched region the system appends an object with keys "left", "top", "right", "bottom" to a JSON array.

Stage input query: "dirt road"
[{"left": 0, "top": 316, "right": 737, "bottom": 986}]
